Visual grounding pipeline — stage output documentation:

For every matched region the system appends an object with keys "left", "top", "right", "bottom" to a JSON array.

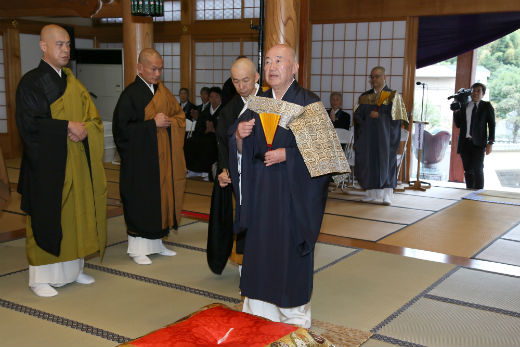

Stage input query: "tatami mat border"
[
  {"left": 84, "top": 263, "right": 241, "bottom": 304},
  {"left": 324, "top": 212, "right": 407, "bottom": 226},
  {"left": 371, "top": 334, "right": 428, "bottom": 347},
  {"left": 371, "top": 267, "right": 460, "bottom": 333},
  {"left": 328, "top": 197, "right": 439, "bottom": 213},
  {"left": 395, "top": 192, "right": 460, "bottom": 201},
  {"left": 424, "top": 294, "right": 520, "bottom": 318},
  {"left": 314, "top": 249, "right": 361, "bottom": 274},
  {"left": 164, "top": 240, "right": 206, "bottom": 253},
  {"left": 471, "top": 220, "right": 520, "bottom": 258},
  {"left": 0, "top": 267, "right": 28, "bottom": 279},
  {"left": 0, "top": 298, "right": 131, "bottom": 343},
  {"left": 1, "top": 209, "right": 25, "bottom": 216}
]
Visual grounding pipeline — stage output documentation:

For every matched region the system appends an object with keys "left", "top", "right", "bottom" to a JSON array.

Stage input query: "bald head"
[
  {"left": 231, "top": 58, "right": 259, "bottom": 97},
  {"left": 138, "top": 48, "right": 162, "bottom": 65},
  {"left": 264, "top": 44, "right": 299, "bottom": 97},
  {"left": 40, "top": 24, "right": 71, "bottom": 71},
  {"left": 137, "top": 48, "right": 163, "bottom": 85}
]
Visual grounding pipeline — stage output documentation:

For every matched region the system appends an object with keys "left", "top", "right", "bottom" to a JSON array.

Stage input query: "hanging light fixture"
[{"left": 131, "top": 0, "right": 164, "bottom": 17}]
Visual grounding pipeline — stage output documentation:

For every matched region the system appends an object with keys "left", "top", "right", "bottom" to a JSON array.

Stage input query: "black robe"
[
  {"left": 206, "top": 95, "right": 252, "bottom": 274},
  {"left": 184, "top": 105, "right": 221, "bottom": 173},
  {"left": 113, "top": 76, "right": 174, "bottom": 239},
  {"left": 354, "top": 86, "right": 401, "bottom": 189},
  {"left": 182, "top": 101, "right": 196, "bottom": 121},
  {"left": 16, "top": 60, "right": 72, "bottom": 256},
  {"left": 229, "top": 81, "right": 329, "bottom": 308},
  {"left": 327, "top": 108, "right": 351, "bottom": 130}
]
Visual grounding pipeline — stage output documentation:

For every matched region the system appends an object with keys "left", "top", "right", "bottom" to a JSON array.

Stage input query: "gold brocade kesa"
[
  {"left": 355, "top": 90, "right": 409, "bottom": 123},
  {"left": 246, "top": 96, "right": 350, "bottom": 179}
]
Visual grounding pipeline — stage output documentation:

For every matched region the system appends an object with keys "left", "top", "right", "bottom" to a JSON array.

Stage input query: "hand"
[
  {"left": 236, "top": 118, "right": 255, "bottom": 140},
  {"left": 369, "top": 110, "right": 379, "bottom": 119},
  {"left": 218, "top": 169, "right": 232, "bottom": 187},
  {"left": 205, "top": 120, "right": 215, "bottom": 133},
  {"left": 67, "top": 121, "right": 87, "bottom": 142},
  {"left": 154, "top": 112, "right": 171, "bottom": 128},
  {"left": 264, "top": 148, "right": 286, "bottom": 167},
  {"left": 190, "top": 109, "right": 199, "bottom": 120},
  {"left": 486, "top": 143, "right": 493, "bottom": 155}
]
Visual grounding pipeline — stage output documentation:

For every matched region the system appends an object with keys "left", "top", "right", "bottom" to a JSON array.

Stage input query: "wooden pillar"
[
  {"left": 2, "top": 23, "right": 22, "bottom": 158},
  {"left": 122, "top": 0, "right": 153, "bottom": 87},
  {"left": 298, "top": 0, "right": 309, "bottom": 87},
  {"left": 264, "top": 0, "right": 300, "bottom": 55},
  {"left": 401, "top": 16, "right": 419, "bottom": 182},
  {"left": 180, "top": 0, "right": 192, "bottom": 98},
  {"left": 449, "top": 50, "right": 477, "bottom": 183}
]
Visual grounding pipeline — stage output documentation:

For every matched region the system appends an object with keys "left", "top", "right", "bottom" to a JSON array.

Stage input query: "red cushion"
[{"left": 131, "top": 305, "right": 298, "bottom": 347}]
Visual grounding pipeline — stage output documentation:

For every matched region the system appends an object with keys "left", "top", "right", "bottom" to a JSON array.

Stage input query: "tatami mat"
[
  {"left": 185, "top": 179, "right": 213, "bottom": 196},
  {"left": 360, "top": 338, "right": 398, "bottom": 347},
  {"left": 0, "top": 211, "right": 25, "bottom": 234},
  {"left": 503, "top": 223, "right": 520, "bottom": 241},
  {"left": 464, "top": 189, "right": 520, "bottom": 205},
  {"left": 182, "top": 193, "right": 211, "bottom": 215},
  {"left": 429, "top": 267, "right": 520, "bottom": 314},
  {"left": 0, "top": 306, "right": 114, "bottom": 347},
  {"left": 329, "top": 191, "right": 457, "bottom": 212},
  {"left": 376, "top": 298, "right": 520, "bottom": 347},
  {"left": 380, "top": 200, "right": 520, "bottom": 258},
  {"left": 398, "top": 186, "right": 469, "bottom": 200},
  {"left": 0, "top": 238, "right": 27, "bottom": 276},
  {"left": 1, "top": 192, "right": 23, "bottom": 214},
  {"left": 311, "top": 249, "right": 455, "bottom": 332},
  {"left": 320, "top": 214, "right": 405, "bottom": 241},
  {"left": 325, "top": 199, "right": 432, "bottom": 225},
  {"left": 0, "top": 269, "right": 221, "bottom": 341},
  {"left": 474, "top": 239, "right": 520, "bottom": 266}
]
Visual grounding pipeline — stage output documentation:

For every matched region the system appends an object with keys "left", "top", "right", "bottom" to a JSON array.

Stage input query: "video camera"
[{"left": 448, "top": 88, "right": 471, "bottom": 111}]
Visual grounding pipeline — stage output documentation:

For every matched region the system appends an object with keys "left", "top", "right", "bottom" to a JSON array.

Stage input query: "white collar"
[
  {"left": 210, "top": 104, "right": 221, "bottom": 115},
  {"left": 138, "top": 75, "right": 154, "bottom": 95},
  {"left": 272, "top": 79, "right": 295, "bottom": 100}
]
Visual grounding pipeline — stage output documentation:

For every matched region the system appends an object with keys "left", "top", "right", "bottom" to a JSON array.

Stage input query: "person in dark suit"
[
  {"left": 179, "top": 87, "right": 196, "bottom": 120},
  {"left": 190, "top": 86, "right": 210, "bottom": 121},
  {"left": 327, "top": 92, "right": 351, "bottom": 130},
  {"left": 454, "top": 82, "right": 495, "bottom": 189}
]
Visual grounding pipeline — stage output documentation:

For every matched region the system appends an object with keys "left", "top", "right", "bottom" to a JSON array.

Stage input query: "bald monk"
[
  {"left": 113, "top": 48, "right": 186, "bottom": 265},
  {"left": 229, "top": 44, "right": 348, "bottom": 327},
  {"left": 207, "top": 57, "right": 260, "bottom": 275},
  {"left": 16, "top": 24, "right": 107, "bottom": 297}
]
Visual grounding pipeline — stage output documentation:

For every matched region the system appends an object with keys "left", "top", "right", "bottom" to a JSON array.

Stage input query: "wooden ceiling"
[{"left": 0, "top": 0, "right": 122, "bottom": 18}]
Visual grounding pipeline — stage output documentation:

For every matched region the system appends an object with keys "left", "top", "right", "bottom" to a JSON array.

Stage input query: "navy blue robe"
[
  {"left": 228, "top": 81, "right": 329, "bottom": 308},
  {"left": 354, "top": 86, "right": 401, "bottom": 189}
]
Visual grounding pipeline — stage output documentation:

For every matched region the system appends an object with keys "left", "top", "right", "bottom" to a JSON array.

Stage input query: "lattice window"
[
  {"left": 195, "top": 0, "right": 260, "bottom": 20},
  {"left": 100, "top": 18, "right": 123, "bottom": 23},
  {"left": 99, "top": 42, "right": 123, "bottom": 49},
  {"left": 154, "top": 42, "right": 181, "bottom": 96},
  {"left": 194, "top": 40, "right": 258, "bottom": 97},
  {"left": 154, "top": 0, "right": 181, "bottom": 22},
  {"left": 311, "top": 21, "right": 406, "bottom": 115},
  {"left": 0, "top": 35, "right": 6, "bottom": 134}
]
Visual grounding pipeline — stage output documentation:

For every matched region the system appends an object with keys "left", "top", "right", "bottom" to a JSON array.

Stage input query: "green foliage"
[
  {"left": 477, "top": 29, "right": 520, "bottom": 142},
  {"left": 413, "top": 99, "right": 441, "bottom": 130}
]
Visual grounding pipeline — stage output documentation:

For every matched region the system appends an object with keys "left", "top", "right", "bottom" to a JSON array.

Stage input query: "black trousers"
[{"left": 459, "top": 137, "right": 485, "bottom": 189}]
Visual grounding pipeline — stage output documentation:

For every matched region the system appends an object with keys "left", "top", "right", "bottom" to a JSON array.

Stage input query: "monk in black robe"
[
  {"left": 16, "top": 25, "right": 106, "bottom": 297},
  {"left": 229, "top": 45, "right": 349, "bottom": 327},
  {"left": 184, "top": 87, "right": 222, "bottom": 179},
  {"left": 207, "top": 58, "right": 260, "bottom": 275},
  {"left": 113, "top": 48, "right": 186, "bottom": 265},
  {"left": 354, "top": 66, "right": 408, "bottom": 205}
]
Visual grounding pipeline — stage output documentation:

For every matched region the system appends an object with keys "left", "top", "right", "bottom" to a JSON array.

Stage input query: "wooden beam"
[
  {"left": 310, "top": 0, "right": 520, "bottom": 22},
  {"left": 298, "top": 0, "right": 310, "bottom": 88},
  {"left": 0, "top": 0, "right": 101, "bottom": 18}
]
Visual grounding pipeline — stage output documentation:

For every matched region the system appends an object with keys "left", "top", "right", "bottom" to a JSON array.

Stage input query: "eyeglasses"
[{"left": 369, "top": 74, "right": 383, "bottom": 79}]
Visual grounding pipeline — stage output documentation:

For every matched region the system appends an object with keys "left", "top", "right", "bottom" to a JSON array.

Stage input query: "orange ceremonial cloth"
[
  {"left": 120, "top": 304, "right": 332, "bottom": 347},
  {"left": 144, "top": 82, "right": 186, "bottom": 229}
]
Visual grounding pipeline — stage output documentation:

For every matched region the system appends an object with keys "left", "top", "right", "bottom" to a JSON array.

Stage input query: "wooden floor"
[{"left": 2, "top": 158, "right": 520, "bottom": 346}]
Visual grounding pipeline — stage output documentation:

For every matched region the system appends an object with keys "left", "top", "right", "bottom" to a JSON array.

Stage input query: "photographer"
[{"left": 453, "top": 82, "right": 495, "bottom": 189}]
